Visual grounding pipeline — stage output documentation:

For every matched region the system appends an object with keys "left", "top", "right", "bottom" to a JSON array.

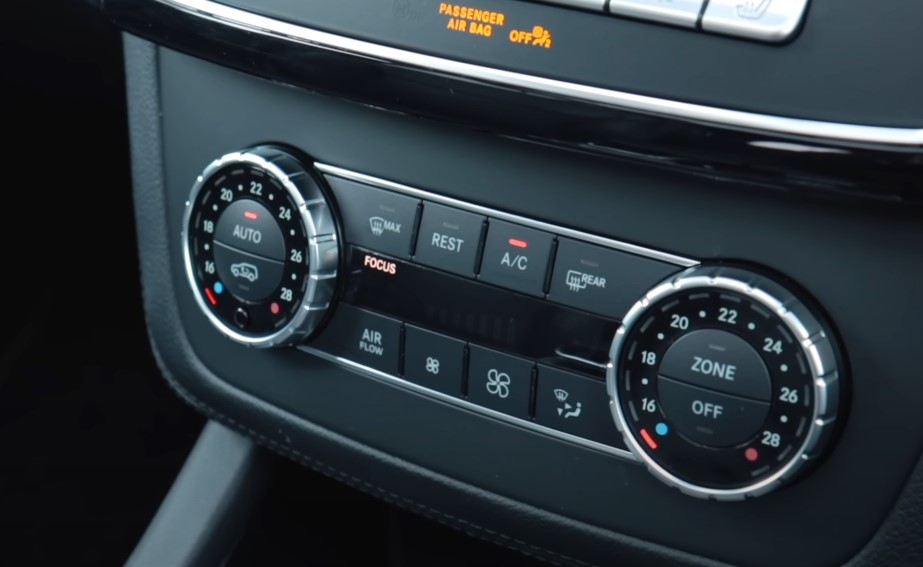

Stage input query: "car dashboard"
[{"left": 86, "top": 0, "right": 923, "bottom": 565}]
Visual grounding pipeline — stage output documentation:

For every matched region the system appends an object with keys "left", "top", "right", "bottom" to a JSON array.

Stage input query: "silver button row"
[{"left": 537, "top": 0, "right": 810, "bottom": 42}]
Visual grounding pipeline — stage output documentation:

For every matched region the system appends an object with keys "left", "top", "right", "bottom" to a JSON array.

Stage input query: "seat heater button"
[{"left": 702, "top": 0, "right": 809, "bottom": 43}]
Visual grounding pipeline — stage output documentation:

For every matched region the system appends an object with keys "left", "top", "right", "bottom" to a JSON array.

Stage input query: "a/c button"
[{"left": 478, "top": 220, "right": 554, "bottom": 297}]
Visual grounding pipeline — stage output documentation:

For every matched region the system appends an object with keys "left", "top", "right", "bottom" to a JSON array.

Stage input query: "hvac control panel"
[{"left": 183, "top": 145, "right": 843, "bottom": 500}]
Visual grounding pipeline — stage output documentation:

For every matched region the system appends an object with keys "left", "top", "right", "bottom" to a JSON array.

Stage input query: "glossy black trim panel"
[
  {"left": 139, "top": 0, "right": 923, "bottom": 145},
  {"left": 101, "top": 0, "right": 923, "bottom": 203}
]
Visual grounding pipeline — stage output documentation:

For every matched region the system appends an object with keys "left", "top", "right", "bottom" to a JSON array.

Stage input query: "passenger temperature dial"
[
  {"left": 608, "top": 266, "right": 841, "bottom": 500},
  {"left": 183, "top": 146, "right": 338, "bottom": 348}
]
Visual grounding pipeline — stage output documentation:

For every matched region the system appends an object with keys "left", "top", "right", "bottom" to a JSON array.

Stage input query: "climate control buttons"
[
  {"left": 183, "top": 146, "right": 339, "bottom": 347},
  {"left": 608, "top": 266, "right": 841, "bottom": 500}
]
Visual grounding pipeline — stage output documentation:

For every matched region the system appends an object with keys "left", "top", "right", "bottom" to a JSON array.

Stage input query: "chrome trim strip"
[
  {"left": 300, "top": 346, "right": 638, "bottom": 462},
  {"left": 316, "top": 163, "right": 699, "bottom": 267},
  {"left": 155, "top": 0, "right": 923, "bottom": 146}
]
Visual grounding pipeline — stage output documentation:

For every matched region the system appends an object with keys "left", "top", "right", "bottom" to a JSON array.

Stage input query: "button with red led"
[
  {"left": 214, "top": 199, "right": 286, "bottom": 261},
  {"left": 478, "top": 220, "right": 554, "bottom": 297}
]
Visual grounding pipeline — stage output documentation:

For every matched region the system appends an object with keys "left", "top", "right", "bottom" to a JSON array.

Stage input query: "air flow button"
[
  {"left": 312, "top": 305, "right": 402, "bottom": 374},
  {"left": 702, "top": 0, "right": 809, "bottom": 43}
]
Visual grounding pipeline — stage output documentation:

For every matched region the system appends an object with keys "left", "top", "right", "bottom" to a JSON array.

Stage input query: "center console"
[{"left": 104, "top": 0, "right": 923, "bottom": 565}]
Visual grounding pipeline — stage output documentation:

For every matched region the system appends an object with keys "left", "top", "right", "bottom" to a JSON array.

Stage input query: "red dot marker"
[
  {"left": 244, "top": 211, "right": 259, "bottom": 220},
  {"left": 745, "top": 448, "right": 759, "bottom": 462},
  {"left": 270, "top": 302, "right": 280, "bottom": 315}
]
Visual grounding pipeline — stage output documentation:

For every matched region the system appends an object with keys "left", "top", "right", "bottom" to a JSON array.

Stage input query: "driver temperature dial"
[
  {"left": 608, "top": 266, "right": 842, "bottom": 500},
  {"left": 182, "top": 146, "right": 339, "bottom": 348}
]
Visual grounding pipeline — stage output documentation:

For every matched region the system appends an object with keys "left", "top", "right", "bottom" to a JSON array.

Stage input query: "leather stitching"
[{"left": 161, "top": 372, "right": 595, "bottom": 567}]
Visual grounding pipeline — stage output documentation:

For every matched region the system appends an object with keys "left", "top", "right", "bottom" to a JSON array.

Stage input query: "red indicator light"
[
  {"left": 204, "top": 288, "right": 218, "bottom": 305},
  {"left": 244, "top": 211, "right": 259, "bottom": 220},
  {"left": 508, "top": 238, "right": 529, "bottom": 249},
  {"left": 745, "top": 448, "right": 759, "bottom": 462},
  {"left": 270, "top": 302, "right": 280, "bottom": 315},
  {"left": 640, "top": 428, "right": 659, "bottom": 450}
]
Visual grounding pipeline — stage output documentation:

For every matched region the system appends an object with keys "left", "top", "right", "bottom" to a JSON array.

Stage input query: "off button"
[{"left": 658, "top": 376, "right": 769, "bottom": 447}]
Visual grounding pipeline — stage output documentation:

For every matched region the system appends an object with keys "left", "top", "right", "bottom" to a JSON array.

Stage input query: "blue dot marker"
[
  {"left": 655, "top": 422, "right": 669, "bottom": 436},
  {"left": 214, "top": 281, "right": 224, "bottom": 294}
]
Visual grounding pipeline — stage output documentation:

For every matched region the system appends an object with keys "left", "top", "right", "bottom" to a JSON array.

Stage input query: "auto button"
[{"left": 214, "top": 199, "right": 285, "bottom": 261}]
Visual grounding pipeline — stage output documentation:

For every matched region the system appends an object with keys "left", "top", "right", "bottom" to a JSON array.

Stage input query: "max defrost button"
[
  {"left": 326, "top": 176, "right": 420, "bottom": 259},
  {"left": 403, "top": 326, "right": 466, "bottom": 397},
  {"left": 548, "top": 238, "right": 678, "bottom": 317},
  {"left": 658, "top": 376, "right": 769, "bottom": 447},
  {"left": 312, "top": 304, "right": 402, "bottom": 374},
  {"left": 478, "top": 220, "right": 553, "bottom": 296},
  {"left": 414, "top": 203, "right": 485, "bottom": 277},
  {"left": 467, "top": 345, "right": 533, "bottom": 419}
]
